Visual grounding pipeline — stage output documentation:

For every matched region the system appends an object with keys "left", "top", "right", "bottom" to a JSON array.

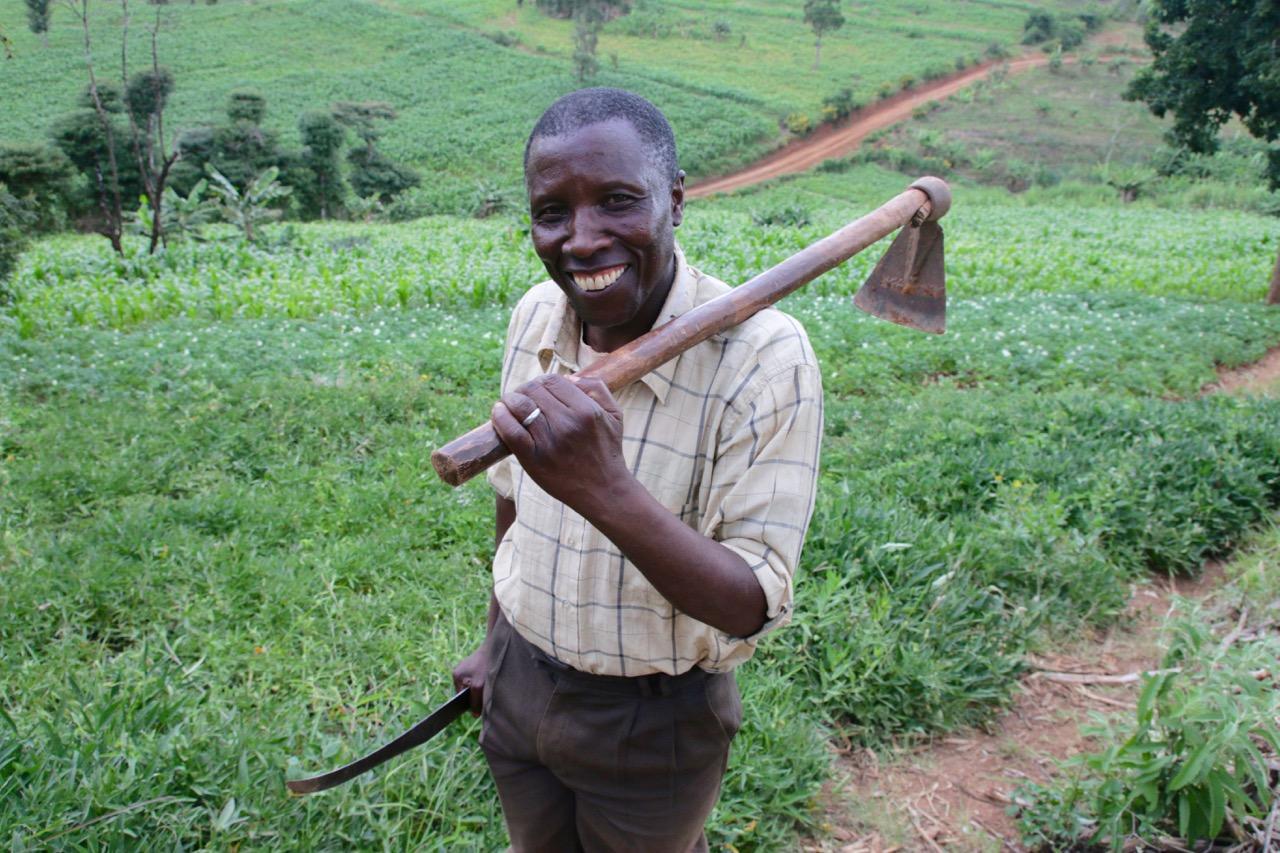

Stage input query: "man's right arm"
[{"left": 451, "top": 495, "right": 516, "bottom": 715}]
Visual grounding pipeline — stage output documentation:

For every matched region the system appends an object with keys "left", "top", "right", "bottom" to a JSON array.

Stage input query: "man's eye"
[{"left": 534, "top": 207, "right": 567, "bottom": 222}]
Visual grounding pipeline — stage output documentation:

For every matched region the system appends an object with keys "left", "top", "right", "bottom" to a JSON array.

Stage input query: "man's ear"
[{"left": 671, "top": 169, "right": 686, "bottom": 227}]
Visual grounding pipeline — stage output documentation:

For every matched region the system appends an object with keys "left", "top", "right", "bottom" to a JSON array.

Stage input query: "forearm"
[{"left": 582, "top": 477, "right": 767, "bottom": 638}]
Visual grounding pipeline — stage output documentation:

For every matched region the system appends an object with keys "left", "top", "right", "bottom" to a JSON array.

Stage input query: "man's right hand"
[{"left": 452, "top": 645, "right": 488, "bottom": 716}]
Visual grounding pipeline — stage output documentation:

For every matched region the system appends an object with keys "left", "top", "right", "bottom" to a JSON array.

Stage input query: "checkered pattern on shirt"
[{"left": 487, "top": 249, "right": 823, "bottom": 676}]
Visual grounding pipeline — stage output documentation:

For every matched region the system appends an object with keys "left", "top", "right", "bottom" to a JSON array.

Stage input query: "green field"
[
  {"left": 0, "top": 0, "right": 1093, "bottom": 214},
  {"left": 4, "top": 164, "right": 1280, "bottom": 847}
]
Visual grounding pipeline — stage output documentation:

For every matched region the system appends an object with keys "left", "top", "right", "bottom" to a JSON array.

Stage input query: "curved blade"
[{"left": 286, "top": 688, "right": 471, "bottom": 795}]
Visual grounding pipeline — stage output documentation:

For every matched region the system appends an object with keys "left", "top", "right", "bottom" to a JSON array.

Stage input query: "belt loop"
[{"left": 637, "top": 674, "right": 656, "bottom": 698}]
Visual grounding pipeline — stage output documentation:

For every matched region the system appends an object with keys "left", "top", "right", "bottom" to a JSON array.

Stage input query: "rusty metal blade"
[
  {"left": 286, "top": 688, "right": 471, "bottom": 795},
  {"left": 853, "top": 220, "right": 946, "bottom": 334}
]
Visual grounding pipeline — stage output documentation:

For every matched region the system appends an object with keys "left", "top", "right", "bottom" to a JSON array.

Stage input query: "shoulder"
[
  {"left": 504, "top": 280, "right": 562, "bottom": 342},
  {"left": 687, "top": 264, "right": 819, "bottom": 381}
]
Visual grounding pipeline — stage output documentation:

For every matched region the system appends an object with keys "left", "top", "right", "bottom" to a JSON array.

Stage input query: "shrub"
[{"left": 785, "top": 112, "right": 812, "bottom": 135}]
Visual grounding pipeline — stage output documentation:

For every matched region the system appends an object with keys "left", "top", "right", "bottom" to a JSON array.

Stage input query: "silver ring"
[{"left": 521, "top": 407, "right": 542, "bottom": 428}]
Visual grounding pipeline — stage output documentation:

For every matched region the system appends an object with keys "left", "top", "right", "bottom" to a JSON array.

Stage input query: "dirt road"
[{"left": 686, "top": 57, "right": 1049, "bottom": 199}]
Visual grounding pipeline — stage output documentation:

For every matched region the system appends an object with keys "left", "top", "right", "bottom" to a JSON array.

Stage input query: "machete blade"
[{"left": 286, "top": 688, "right": 472, "bottom": 795}]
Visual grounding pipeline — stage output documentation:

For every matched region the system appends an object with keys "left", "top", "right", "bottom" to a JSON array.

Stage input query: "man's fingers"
[
  {"left": 572, "top": 376, "right": 623, "bottom": 421},
  {"left": 491, "top": 399, "right": 535, "bottom": 456}
]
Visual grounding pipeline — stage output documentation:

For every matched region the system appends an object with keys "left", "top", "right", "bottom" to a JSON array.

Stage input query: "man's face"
[{"left": 525, "top": 118, "right": 684, "bottom": 352}]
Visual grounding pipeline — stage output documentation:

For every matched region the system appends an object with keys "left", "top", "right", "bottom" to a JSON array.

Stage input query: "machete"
[{"left": 286, "top": 688, "right": 472, "bottom": 795}]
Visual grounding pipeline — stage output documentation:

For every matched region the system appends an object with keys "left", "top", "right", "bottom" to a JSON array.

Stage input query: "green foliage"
[
  {"left": 294, "top": 111, "right": 347, "bottom": 220},
  {"left": 803, "top": 0, "right": 845, "bottom": 67},
  {"left": 1016, "top": 616, "right": 1280, "bottom": 850},
  {"left": 226, "top": 89, "right": 267, "bottom": 125},
  {"left": 24, "top": 0, "right": 50, "bottom": 36},
  {"left": 205, "top": 166, "right": 291, "bottom": 244},
  {"left": 3, "top": 261, "right": 1280, "bottom": 845},
  {"left": 1127, "top": 0, "right": 1280, "bottom": 189},
  {"left": 821, "top": 87, "right": 861, "bottom": 122},
  {"left": 0, "top": 143, "right": 74, "bottom": 233},
  {"left": 0, "top": 182, "right": 35, "bottom": 291},
  {"left": 124, "top": 67, "right": 174, "bottom": 127},
  {"left": 333, "top": 103, "right": 419, "bottom": 204}
]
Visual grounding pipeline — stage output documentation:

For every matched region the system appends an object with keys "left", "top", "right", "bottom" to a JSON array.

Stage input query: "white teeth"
[{"left": 572, "top": 266, "right": 627, "bottom": 292}]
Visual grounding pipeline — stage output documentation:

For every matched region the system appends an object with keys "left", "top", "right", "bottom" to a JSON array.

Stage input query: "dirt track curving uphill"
[{"left": 686, "top": 56, "right": 1050, "bottom": 200}]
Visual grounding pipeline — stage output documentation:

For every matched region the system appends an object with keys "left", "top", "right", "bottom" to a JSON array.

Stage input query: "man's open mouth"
[{"left": 570, "top": 264, "right": 628, "bottom": 292}]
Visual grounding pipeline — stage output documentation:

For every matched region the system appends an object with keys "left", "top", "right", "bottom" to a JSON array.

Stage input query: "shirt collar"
[{"left": 536, "top": 245, "right": 695, "bottom": 404}]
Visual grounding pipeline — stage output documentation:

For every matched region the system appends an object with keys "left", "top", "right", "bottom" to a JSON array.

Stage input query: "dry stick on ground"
[{"left": 1031, "top": 666, "right": 1182, "bottom": 685}]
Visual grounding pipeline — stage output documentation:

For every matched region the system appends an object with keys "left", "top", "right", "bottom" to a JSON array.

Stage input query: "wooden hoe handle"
[{"left": 431, "top": 177, "right": 951, "bottom": 487}]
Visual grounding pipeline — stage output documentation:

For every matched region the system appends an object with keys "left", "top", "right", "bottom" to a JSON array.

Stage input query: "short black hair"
[{"left": 524, "top": 87, "right": 679, "bottom": 183}]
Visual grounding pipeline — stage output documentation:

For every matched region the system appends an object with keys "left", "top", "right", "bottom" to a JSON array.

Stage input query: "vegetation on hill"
[{"left": 0, "top": 0, "right": 1095, "bottom": 216}]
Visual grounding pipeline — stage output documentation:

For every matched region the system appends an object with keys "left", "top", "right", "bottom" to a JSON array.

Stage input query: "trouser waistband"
[{"left": 514, "top": 626, "right": 711, "bottom": 698}]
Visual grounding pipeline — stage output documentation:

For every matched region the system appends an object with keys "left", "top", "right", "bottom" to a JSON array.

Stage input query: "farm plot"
[
  {"left": 0, "top": 0, "right": 1091, "bottom": 215},
  {"left": 7, "top": 166, "right": 1280, "bottom": 334},
  {"left": 3, "top": 191, "right": 1280, "bottom": 848}
]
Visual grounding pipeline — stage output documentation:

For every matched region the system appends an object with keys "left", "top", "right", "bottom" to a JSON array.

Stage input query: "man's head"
[{"left": 524, "top": 88, "right": 686, "bottom": 352}]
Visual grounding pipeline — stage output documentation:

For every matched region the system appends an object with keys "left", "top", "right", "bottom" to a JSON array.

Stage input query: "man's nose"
[{"left": 564, "top": 209, "right": 611, "bottom": 257}]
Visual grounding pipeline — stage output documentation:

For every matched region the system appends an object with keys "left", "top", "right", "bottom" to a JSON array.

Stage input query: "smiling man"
[{"left": 452, "top": 88, "right": 823, "bottom": 852}]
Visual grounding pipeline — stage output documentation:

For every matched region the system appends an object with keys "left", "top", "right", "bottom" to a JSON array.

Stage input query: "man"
[{"left": 452, "top": 88, "right": 822, "bottom": 852}]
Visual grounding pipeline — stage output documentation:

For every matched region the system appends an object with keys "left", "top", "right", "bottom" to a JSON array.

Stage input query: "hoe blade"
[{"left": 853, "top": 220, "right": 946, "bottom": 334}]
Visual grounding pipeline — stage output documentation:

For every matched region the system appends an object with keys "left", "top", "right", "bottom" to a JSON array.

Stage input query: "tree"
[
  {"left": 1125, "top": 0, "right": 1280, "bottom": 304},
  {"left": 295, "top": 110, "right": 346, "bottom": 219},
  {"left": 804, "top": 0, "right": 844, "bottom": 69},
  {"left": 0, "top": 143, "right": 76, "bottom": 232},
  {"left": 0, "top": 184, "right": 35, "bottom": 294},
  {"left": 332, "top": 101, "right": 419, "bottom": 204},
  {"left": 25, "top": 0, "right": 51, "bottom": 44},
  {"left": 52, "top": 0, "right": 180, "bottom": 255},
  {"left": 572, "top": 3, "right": 602, "bottom": 81},
  {"left": 169, "top": 91, "right": 284, "bottom": 197}
]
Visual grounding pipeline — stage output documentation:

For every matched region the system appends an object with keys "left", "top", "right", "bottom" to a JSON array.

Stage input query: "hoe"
[{"left": 287, "top": 175, "right": 951, "bottom": 795}]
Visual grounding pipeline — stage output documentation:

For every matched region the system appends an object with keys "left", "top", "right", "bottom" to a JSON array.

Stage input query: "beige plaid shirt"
[{"left": 487, "top": 248, "right": 823, "bottom": 676}]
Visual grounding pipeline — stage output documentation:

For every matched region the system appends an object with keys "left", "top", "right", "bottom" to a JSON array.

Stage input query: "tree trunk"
[
  {"left": 1268, "top": 245, "right": 1280, "bottom": 306},
  {"left": 813, "top": 37, "right": 821, "bottom": 69}
]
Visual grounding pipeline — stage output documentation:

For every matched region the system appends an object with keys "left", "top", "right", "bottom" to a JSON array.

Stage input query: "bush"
[
  {"left": 0, "top": 183, "right": 35, "bottom": 294},
  {"left": 750, "top": 204, "right": 810, "bottom": 227},
  {"left": 784, "top": 112, "right": 812, "bottom": 135}
]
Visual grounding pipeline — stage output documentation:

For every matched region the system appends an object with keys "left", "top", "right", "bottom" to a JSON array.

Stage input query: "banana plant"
[{"left": 205, "top": 165, "right": 292, "bottom": 244}]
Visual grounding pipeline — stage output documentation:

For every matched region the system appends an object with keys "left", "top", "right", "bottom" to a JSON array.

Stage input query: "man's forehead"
[{"left": 526, "top": 118, "right": 662, "bottom": 180}]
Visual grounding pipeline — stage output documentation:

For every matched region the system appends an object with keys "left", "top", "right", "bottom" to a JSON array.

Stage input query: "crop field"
[
  {"left": 4, "top": 168, "right": 1280, "bottom": 848},
  {"left": 0, "top": 0, "right": 1094, "bottom": 214},
  {"left": 7, "top": 166, "right": 1280, "bottom": 337}
]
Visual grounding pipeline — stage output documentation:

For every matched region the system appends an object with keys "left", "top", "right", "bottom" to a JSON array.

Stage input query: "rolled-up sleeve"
[{"left": 703, "top": 360, "right": 823, "bottom": 653}]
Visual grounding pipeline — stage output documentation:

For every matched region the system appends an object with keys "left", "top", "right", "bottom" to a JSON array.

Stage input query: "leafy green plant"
[
  {"left": 1015, "top": 616, "right": 1280, "bottom": 850},
  {"left": 206, "top": 166, "right": 291, "bottom": 244}
]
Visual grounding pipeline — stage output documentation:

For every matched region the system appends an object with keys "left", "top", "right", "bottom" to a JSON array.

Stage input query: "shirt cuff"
[
  {"left": 486, "top": 456, "right": 515, "bottom": 500},
  {"left": 719, "top": 540, "right": 794, "bottom": 643}
]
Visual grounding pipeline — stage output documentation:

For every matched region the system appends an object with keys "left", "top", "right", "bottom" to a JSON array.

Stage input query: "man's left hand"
[{"left": 490, "top": 374, "right": 631, "bottom": 512}]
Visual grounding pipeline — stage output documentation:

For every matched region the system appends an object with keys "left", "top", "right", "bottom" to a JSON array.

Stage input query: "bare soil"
[
  {"left": 1203, "top": 345, "right": 1280, "bottom": 397},
  {"left": 686, "top": 56, "right": 1052, "bottom": 200}
]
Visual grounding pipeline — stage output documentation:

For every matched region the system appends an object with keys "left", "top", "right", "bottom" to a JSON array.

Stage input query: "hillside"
[{"left": 0, "top": 0, "right": 1091, "bottom": 214}]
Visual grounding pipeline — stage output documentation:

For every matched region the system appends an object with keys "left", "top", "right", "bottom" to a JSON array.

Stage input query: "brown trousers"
[{"left": 479, "top": 613, "right": 742, "bottom": 852}]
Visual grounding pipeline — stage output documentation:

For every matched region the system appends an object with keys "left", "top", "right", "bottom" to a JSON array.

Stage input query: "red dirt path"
[{"left": 686, "top": 57, "right": 1050, "bottom": 200}]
